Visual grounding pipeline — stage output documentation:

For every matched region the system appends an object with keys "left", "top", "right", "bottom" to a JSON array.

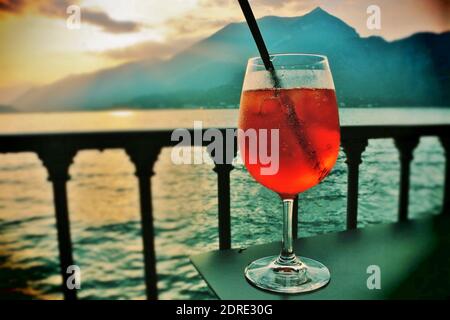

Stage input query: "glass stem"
[{"left": 277, "top": 199, "right": 297, "bottom": 265}]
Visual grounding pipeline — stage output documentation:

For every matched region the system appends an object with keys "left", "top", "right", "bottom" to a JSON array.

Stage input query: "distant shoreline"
[
  {"left": 1, "top": 105, "right": 449, "bottom": 115},
  {"left": 0, "top": 105, "right": 17, "bottom": 113}
]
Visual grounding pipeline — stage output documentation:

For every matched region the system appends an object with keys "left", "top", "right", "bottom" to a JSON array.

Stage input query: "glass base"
[{"left": 244, "top": 255, "right": 330, "bottom": 294}]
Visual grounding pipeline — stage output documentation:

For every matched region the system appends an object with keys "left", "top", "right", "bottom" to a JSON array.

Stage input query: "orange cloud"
[
  {"left": 0, "top": 0, "right": 27, "bottom": 13},
  {"left": 0, "top": 0, "right": 142, "bottom": 33}
]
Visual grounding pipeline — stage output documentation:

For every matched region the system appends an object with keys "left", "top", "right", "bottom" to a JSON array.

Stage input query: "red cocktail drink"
[{"left": 239, "top": 54, "right": 340, "bottom": 294}]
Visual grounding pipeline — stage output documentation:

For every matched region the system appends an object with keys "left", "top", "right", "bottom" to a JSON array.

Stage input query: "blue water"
[{"left": 0, "top": 137, "right": 445, "bottom": 299}]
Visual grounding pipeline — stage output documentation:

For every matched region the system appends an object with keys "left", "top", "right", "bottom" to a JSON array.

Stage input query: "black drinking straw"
[
  {"left": 237, "top": 0, "right": 274, "bottom": 72},
  {"left": 237, "top": 0, "right": 281, "bottom": 88}
]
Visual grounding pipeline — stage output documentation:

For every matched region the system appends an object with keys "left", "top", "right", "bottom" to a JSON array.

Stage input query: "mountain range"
[{"left": 13, "top": 7, "right": 450, "bottom": 111}]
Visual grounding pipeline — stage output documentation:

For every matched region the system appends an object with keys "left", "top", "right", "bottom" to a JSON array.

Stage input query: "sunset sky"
[{"left": 0, "top": 0, "right": 448, "bottom": 102}]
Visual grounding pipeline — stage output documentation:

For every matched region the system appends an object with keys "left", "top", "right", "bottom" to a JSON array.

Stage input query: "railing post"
[
  {"left": 125, "top": 143, "right": 162, "bottom": 300},
  {"left": 208, "top": 130, "right": 236, "bottom": 250},
  {"left": 394, "top": 137, "right": 420, "bottom": 221},
  {"left": 342, "top": 138, "right": 368, "bottom": 230},
  {"left": 440, "top": 136, "right": 450, "bottom": 215},
  {"left": 37, "top": 142, "right": 77, "bottom": 300}
]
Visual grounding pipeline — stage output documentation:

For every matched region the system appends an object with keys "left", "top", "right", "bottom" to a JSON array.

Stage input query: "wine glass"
[{"left": 238, "top": 53, "right": 340, "bottom": 293}]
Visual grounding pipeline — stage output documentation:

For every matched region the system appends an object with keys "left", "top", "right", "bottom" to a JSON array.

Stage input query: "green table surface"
[{"left": 190, "top": 215, "right": 450, "bottom": 300}]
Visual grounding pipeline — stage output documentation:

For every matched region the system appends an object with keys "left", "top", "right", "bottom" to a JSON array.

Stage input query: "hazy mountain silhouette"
[{"left": 14, "top": 7, "right": 450, "bottom": 110}]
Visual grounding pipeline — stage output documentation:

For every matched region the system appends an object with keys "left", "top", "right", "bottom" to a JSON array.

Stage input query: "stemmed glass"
[{"left": 238, "top": 53, "right": 340, "bottom": 293}]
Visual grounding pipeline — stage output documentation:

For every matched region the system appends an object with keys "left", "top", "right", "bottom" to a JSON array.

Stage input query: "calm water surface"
[{"left": 0, "top": 109, "right": 445, "bottom": 299}]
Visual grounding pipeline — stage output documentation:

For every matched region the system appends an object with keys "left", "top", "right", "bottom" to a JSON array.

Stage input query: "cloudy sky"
[{"left": 0, "top": 0, "right": 448, "bottom": 93}]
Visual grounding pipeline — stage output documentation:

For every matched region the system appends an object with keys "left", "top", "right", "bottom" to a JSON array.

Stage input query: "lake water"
[{"left": 0, "top": 110, "right": 446, "bottom": 299}]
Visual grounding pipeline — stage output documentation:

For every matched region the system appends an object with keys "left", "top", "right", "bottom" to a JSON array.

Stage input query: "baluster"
[
  {"left": 342, "top": 138, "right": 368, "bottom": 230},
  {"left": 37, "top": 142, "right": 77, "bottom": 300},
  {"left": 440, "top": 136, "right": 450, "bottom": 215},
  {"left": 208, "top": 130, "right": 236, "bottom": 250},
  {"left": 125, "top": 143, "right": 162, "bottom": 300},
  {"left": 213, "top": 163, "right": 234, "bottom": 250},
  {"left": 394, "top": 137, "right": 420, "bottom": 221}
]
